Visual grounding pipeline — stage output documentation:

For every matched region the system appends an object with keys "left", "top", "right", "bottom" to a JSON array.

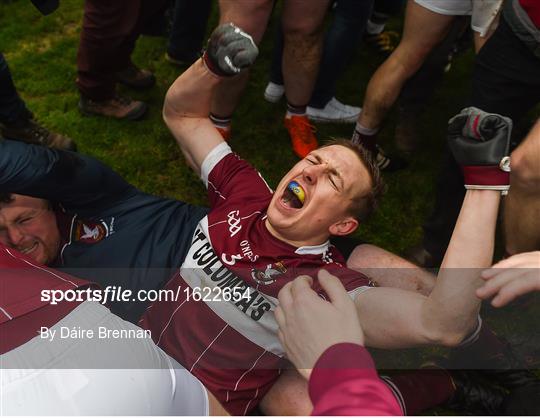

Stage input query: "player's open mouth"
[
  {"left": 19, "top": 242, "right": 38, "bottom": 255},
  {"left": 281, "top": 181, "right": 305, "bottom": 209}
]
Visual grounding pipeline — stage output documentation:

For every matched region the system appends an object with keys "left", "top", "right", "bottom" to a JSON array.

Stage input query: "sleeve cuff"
[
  {"left": 308, "top": 343, "right": 377, "bottom": 404},
  {"left": 200, "top": 142, "right": 232, "bottom": 187}
]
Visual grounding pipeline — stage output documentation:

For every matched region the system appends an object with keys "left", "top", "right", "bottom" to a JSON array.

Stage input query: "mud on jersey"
[{"left": 140, "top": 143, "right": 373, "bottom": 415}]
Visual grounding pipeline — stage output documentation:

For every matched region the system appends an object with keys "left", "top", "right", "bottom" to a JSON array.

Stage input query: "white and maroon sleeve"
[
  {"left": 200, "top": 142, "right": 273, "bottom": 208},
  {"left": 309, "top": 343, "right": 402, "bottom": 416}
]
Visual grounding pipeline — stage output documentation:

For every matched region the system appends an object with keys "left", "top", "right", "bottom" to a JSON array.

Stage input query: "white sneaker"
[
  {"left": 264, "top": 82, "right": 285, "bottom": 103},
  {"left": 307, "top": 97, "right": 361, "bottom": 123}
]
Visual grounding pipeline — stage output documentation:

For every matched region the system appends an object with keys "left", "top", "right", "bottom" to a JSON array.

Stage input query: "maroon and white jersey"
[
  {"left": 0, "top": 244, "right": 96, "bottom": 354},
  {"left": 141, "top": 143, "right": 373, "bottom": 415}
]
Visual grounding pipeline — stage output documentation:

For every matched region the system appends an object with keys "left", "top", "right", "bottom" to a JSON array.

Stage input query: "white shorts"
[
  {"left": 1, "top": 301, "right": 209, "bottom": 416},
  {"left": 414, "top": 0, "right": 503, "bottom": 36}
]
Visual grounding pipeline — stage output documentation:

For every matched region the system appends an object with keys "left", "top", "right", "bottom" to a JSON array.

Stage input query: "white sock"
[
  {"left": 366, "top": 20, "right": 386, "bottom": 35},
  {"left": 354, "top": 120, "right": 379, "bottom": 136}
]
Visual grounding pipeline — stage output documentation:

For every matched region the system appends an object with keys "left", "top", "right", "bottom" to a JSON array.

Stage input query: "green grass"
[
  {"left": 1, "top": 0, "right": 538, "bottom": 396},
  {"left": 0, "top": 0, "right": 475, "bottom": 253}
]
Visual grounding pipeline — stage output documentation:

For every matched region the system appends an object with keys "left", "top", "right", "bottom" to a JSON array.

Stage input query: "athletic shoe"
[
  {"left": 215, "top": 125, "right": 231, "bottom": 141},
  {"left": 115, "top": 63, "right": 156, "bottom": 89},
  {"left": 374, "top": 145, "right": 408, "bottom": 172},
  {"left": 364, "top": 30, "right": 400, "bottom": 56},
  {"left": 264, "top": 82, "right": 285, "bottom": 103},
  {"left": 307, "top": 97, "right": 361, "bottom": 123},
  {"left": 1, "top": 116, "right": 76, "bottom": 151},
  {"left": 284, "top": 114, "right": 318, "bottom": 159},
  {"left": 423, "top": 358, "right": 506, "bottom": 415},
  {"left": 79, "top": 94, "right": 148, "bottom": 121}
]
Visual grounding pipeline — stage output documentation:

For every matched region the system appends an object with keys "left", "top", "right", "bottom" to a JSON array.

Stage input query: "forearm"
[
  {"left": 163, "top": 59, "right": 219, "bottom": 120},
  {"left": 0, "top": 140, "right": 134, "bottom": 212},
  {"left": 424, "top": 190, "right": 500, "bottom": 341},
  {"left": 163, "top": 59, "right": 225, "bottom": 174}
]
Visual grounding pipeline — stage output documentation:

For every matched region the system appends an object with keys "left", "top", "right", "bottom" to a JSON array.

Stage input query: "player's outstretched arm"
[
  {"left": 163, "top": 23, "right": 258, "bottom": 174},
  {"left": 477, "top": 251, "right": 540, "bottom": 307},
  {"left": 354, "top": 108, "right": 511, "bottom": 348}
]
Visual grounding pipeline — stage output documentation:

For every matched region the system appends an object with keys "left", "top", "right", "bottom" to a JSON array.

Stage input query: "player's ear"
[{"left": 329, "top": 216, "right": 358, "bottom": 236}]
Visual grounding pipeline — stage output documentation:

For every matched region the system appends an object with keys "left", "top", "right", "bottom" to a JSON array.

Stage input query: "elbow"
[
  {"left": 422, "top": 323, "right": 475, "bottom": 348},
  {"left": 435, "top": 331, "right": 469, "bottom": 348},
  {"left": 162, "top": 92, "right": 176, "bottom": 126}
]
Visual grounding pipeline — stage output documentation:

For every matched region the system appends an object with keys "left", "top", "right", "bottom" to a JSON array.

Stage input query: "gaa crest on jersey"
[
  {"left": 251, "top": 261, "right": 287, "bottom": 285},
  {"left": 73, "top": 220, "right": 109, "bottom": 243}
]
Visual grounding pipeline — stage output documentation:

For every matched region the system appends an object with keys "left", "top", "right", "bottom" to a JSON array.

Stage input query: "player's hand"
[
  {"left": 477, "top": 252, "right": 540, "bottom": 307},
  {"left": 447, "top": 107, "right": 512, "bottom": 194},
  {"left": 203, "top": 23, "right": 258, "bottom": 77},
  {"left": 275, "top": 269, "right": 364, "bottom": 380}
]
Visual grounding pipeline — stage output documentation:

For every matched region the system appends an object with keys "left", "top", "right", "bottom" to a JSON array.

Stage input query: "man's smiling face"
[
  {"left": 266, "top": 144, "right": 372, "bottom": 247},
  {"left": 0, "top": 194, "right": 61, "bottom": 265}
]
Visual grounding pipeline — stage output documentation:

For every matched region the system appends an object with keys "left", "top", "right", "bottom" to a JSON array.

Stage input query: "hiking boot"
[
  {"left": 364, "top": 30, "right": 400, "bottom": 56},
  {"left": 423, "top": 358, "right": 506, "bottom": 415},
  {"left": 1, "top": 117, "right": 76, "bottom": 151},
  {"left": 284, "top": 114, "right": 318, "bottom": 159},
  {"left": 79, "top": 94, "right": 148, "bottom": 121},
  {"left": 264, "top": 82, "right": 285, "bottom": 103},
  {"left": 307, "top": 97, "right": 361, "bottom": 124},
  {"left": 115, "top": 63, "right": 156, "bottom": 89}
]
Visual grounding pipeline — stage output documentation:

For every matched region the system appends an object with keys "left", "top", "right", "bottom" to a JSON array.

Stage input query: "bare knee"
[
  {"left": 347, "top": 244, "right": 399, "bottom": 269},
  {"left": 510, "top": 148, "right": 540, "bottom": 191},
  {"left": 218, "top": 0, "right": 273, "bottom": 43},
  {"left": 259, "top": 369, "right": 312, "bottom": 415},
  {"left": 348, "top": 244, "right": 435, "bottom": 295}
]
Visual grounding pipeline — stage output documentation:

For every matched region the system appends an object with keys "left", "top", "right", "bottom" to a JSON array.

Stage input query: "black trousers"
[{"left": 422, "top": 16, "right": 540, "bottom": 261}]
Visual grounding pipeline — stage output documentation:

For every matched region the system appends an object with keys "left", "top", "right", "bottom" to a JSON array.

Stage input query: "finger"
[
  {"left": 277, "top": 330, "right": 293, "bottom": 361},
  {"left": 278, "top": 282, "right": 294, "bottom": 312},
  {"left": 484, "top": 252, "right": 538, "bottom": 273},
  {"left": 274, "top": 305, "right": 286, "bottom": 328},
  {"left": 290, "top": 275, "right": 314, "bottom": 298},
  {"left": 317, "top": 269, "right": 348, "bottom": 304},
  {"left": 277, "top": 329, "right": 286, "bottom": 347},
  {"left": 476, "top": 269, "right": 526, "bottom": 298},
  {"left": 491, "top": 275, "right": 539, "bottom": 307},
  {"left": 234, "top": 48, "right": 258, "bottom": 69},
  {"left": 211, "top": 22, "right": 236, "bottom": 42}
]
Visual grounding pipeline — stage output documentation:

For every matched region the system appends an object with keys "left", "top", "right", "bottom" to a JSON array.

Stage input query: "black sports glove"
[
  {"left": 203, "top": 23, "right": 258, "bottom": 77},
  {"left": 448, "top": 107, "right": 512, "bottom": 195}
]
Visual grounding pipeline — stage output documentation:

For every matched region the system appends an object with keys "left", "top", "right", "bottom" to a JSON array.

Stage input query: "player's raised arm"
[
  {"left": 354, "top": 108, "right": 511, "bottom": 348},
  {"left": 162, "top": 23, "right": 258, "bottom": 175}
]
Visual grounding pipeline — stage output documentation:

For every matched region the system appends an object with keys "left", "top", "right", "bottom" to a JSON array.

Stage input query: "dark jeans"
[
  {"left": 422, "top": 16, "right": 540, "bottom": 261},
  {"left": 167, "top": 0, "right": 212, "bottom": 62},
  {"left": 269, "top": 0, "right": 374, "bottom": 108},
  {"left": 0, "top": 53, "right": 28, "bottom": 125},
  {"left": 76, "top": 0, "right": 168, "bottom": 100}
]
